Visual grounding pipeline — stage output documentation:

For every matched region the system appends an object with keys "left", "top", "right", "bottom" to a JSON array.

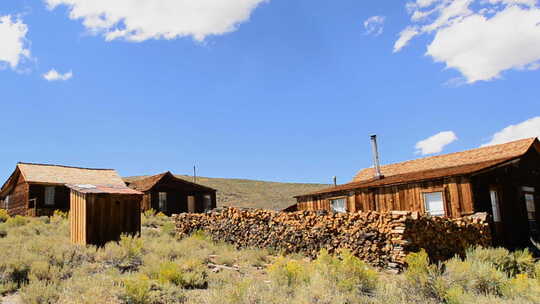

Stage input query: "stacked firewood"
[
  {"left": 403, "top": 212, "right": 491, "bottom": 262},
  {"left": 174, "top": 207, "right": 491, "bottom": 270}
]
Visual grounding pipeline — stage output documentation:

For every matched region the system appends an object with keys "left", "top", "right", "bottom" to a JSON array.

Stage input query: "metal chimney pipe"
[
  {"left": 370, "top": 135, "right": 383, "bottom": 179},
  {"left": 333, "top": 176, "right": 337, "bottom": 187}
]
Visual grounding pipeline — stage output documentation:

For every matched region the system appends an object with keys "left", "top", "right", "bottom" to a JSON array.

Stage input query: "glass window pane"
[
  {"left": 331, "top": 198, "right": 346, "bottom": 213},
  {"left": 158, "top": 192, "right": 167, "bottom": 212},
  {"left": 423, "top": 192, "right": 444, "bottom": 216},
  {"left": 203, "top": 195, "right": 212, "bottom": 210},
  {"left": 526, "top": 193, "right": 536, "bottom": 220},
  {"left": 45, "top": 187, "right": 55, "bottom": 206},
  {"left": 490, "top": 190, "right": 501, "bottom": 222}
]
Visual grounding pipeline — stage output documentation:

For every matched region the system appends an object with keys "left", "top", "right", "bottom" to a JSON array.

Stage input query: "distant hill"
[{"left": 124, "top": 175, "right": 330, "bottom": 211}]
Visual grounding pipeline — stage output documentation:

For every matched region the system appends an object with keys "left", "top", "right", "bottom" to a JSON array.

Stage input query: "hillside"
[{"left": 124, "top": 175, "right": 330, "bottom": 210}]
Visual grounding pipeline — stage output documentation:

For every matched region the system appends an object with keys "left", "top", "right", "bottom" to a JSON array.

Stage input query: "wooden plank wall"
[
  {"left": 296, "top": 176, "right": 475, "bottom": 218},
  {"left": 6, "top": 174, "right": 29, "bottom": 216},
  {"left": 70, "top": 190, "right": 87, "bottom": 245},
  {"left": 85, "top": 194, "right": 141, "bottom": 246}
]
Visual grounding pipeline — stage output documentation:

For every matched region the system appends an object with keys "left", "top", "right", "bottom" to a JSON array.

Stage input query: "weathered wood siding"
[
  {"left": 296, "top": 176, "right": 474, "bottom": 218},
  {"left": 70, "top": 191, "right": 141, "bottom": 246},
  {"left": 5, "top": 174, "right": 29, "bottom": 216},
  {"left": 70, "top": 190, "right": 87, "bottom": 244}
]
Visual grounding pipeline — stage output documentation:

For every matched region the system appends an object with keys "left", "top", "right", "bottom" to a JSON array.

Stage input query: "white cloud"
[
  {"left": 43, "top": 69, "right": 73, "bottom": 81},
  {"left": 482, "top": 117, "right": 540, "bottom": 146},
  {"left": 44, "top": 0, "right": 269, "bottom": 42},
  {"left": 415, "top": 131, "right": 458, "bottom": 155},
  {"left": 364, "top": 16, "right": 385, "bottom": 36},
  {"left": 0, "top": 15, "right": 31, "bottom": 69},
  {"left": 396, "top": 0, "right": 540, "bottom": 83},
  {"left": 394, "top": 27, "right": 419, "bottom": 52}
]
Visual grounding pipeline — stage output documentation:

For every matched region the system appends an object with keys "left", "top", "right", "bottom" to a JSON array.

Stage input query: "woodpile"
[
  {"left": 403, "top": 212, "right": 492, "bottom": 262},
  {"left": 174, "top": 207, "right": 491, "bottom": 271}
]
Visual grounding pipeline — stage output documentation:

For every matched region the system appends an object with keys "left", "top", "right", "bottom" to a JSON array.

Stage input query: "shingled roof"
[
  {"left": 125, "top": 172, "right": 216, "bottom": 193},
  {"left": 0, "top": 163, "right": 126, "bottom": 196},
  {"left": 297, "top": 137, "right": 539, "bottom": 198}
]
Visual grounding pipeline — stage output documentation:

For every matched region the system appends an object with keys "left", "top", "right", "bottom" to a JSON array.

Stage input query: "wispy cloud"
[
  {"left": 43, "top": 69, "right": 73, "bottom": 81},
  {"left": 364, "top": 15, "right": 386, "bottom": 36},
  {"left": 415, "top": 131, "right": 458, "bottom": 155},
  {"left": 481, "top": 117, "right": 540, "bottom": 146}
]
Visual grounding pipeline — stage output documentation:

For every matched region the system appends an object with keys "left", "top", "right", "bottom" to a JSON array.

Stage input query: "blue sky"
[{"left": 1, "top": 0, "right": 539, "bottom": 184}]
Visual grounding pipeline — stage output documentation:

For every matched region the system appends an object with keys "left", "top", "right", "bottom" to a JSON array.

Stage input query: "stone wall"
[{"left": 174, "top": 207, "right": 491, "bottom": 271}]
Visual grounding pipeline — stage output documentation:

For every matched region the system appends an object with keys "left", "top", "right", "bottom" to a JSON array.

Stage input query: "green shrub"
[
  {"left": 147, "top": 283, "right": 185, "bottom": 304},
  {"left": 0, "top": 209, "right": 9, "bottom": 223},
  {"left": 0, "top": 258, "right": 31, "bottom": 292},
  {"left": 143, "top": 209, "right": 157, "bottom": 217},
  {"left": 28, "top": 260, "right": 64, "bottom": 283},
  {"left": 466, "top": 247, "right": 535, "bottom": 277},
  {"left": 20, "top": 280, "right": 60, "bottom": 304},
  {"left": 145, "top": 258, "right": 207, "bottom": 289},
  {"left": 177, "top": 258, "right": 208, "bottom": 289},
  {"left": 96, "top": 235, "right": 144, "bottom": 272},
  {"left": 313, "top": 249, "right": 378, "bottom": 295},
  {"left": 162, "top": 221, "right": 176, "bottom": 237},
  {"left": 5, "top": 215, "right": 29, "bottom": 227},
  {"left": 157, "top": 261, "right": 184, "bottom": 286},
  {"left": 190, "top": 230, "right": 210, "bottom": 241},
  {"left": 52, "top": 210, "right": 68, "bottom": 219},
  {"left": 268, "top": 257, "right": 309, "bottom": 288},
  {"left": 404, "top": 249, "right": 446, "bottom": 300},
  {"left": 501, "top": 273, "right": 540, "bottom": 302},
  {"left": 58, "top": 272, "right": 123, "bottom": 304},
  {"left": 123, "top": 274, "right": 152, "bottom": 304}
]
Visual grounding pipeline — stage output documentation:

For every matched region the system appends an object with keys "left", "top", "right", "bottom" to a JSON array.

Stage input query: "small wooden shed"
[{"left": 67, "top": 184, "right": 143, "bottom": 246}]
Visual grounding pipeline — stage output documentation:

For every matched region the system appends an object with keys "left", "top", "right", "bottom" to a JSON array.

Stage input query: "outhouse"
[{"left": 67, "top": 184, "right": 143, "bottom": 246}]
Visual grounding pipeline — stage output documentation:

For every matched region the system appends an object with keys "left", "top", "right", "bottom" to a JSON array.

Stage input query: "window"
[
  {"left": 490, "top": 189, "right": 501, "bottom": 223},
  {"left": 330, "top": 198, "right": 346, "bottom": 213},
  {"left": 4, "top": 195, "right": 9, "bottom": 209},
  {"left": 525, "top": 193, "right": 536, "bottom": 220},
  {"left": 44, "top": 187, "right": 55, "bottom": 206},
  {"left": 423, "top": 192, "right": 445, "bottom": 216},
  {"left": 524, "top": 188, "right": 537, "bottom": 234},
  {"left": 158, "top": 192, "right": 167, "bottom": 212},
  {"left": 203, "top": 195, "right": 212, "bottom": 211}
]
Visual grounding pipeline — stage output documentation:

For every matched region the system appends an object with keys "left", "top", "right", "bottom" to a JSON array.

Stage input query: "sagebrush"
[{"left": 0, "top": 209, "right": 539, "bottom": 304}]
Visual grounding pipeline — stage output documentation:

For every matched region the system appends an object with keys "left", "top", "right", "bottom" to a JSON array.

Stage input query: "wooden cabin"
[
  {"left": 293, "top": 138, "right": 540, "bottom": 248},
  {"left": 68, "top": 184, "right": 142, "bottom": 246},
  {"left": 0, "top": 163, "right": 129, "bottom": 217},
  {"left": 124, "top": 172, "right": 217, "bottom": 216}
]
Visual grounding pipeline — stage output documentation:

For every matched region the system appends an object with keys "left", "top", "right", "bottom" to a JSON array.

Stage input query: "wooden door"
[
  {"left": 188, "top": 195, "right": 196, "bottom": 213},
  {"left": 27, "top": 198, "right": 37, "bottom": 217}
]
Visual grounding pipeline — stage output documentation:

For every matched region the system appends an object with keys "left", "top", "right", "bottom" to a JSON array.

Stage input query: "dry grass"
[
  {"left": 1, "top": 209, "right": 540, "bottom": 304},
  {"left": 124, "top": 175, "right": 330, "bottom": 210}
]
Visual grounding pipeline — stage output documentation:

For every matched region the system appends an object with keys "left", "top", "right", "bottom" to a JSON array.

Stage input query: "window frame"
[
  {"left": 329, "top": 196, "right": 347, "bottom": 213},
  {"left": 158, "top": 192, "right": 167, "bottom": 212},
  {"left": 203, "top": 194, "right": 212, "bottom": 211},
  {"left": 44, "top": 186, "right": 55, "bottom": 206},
  {"left": 421, "top": 189, "right": 447, "bottom": 217},
  {"left": 489, "top": 187, "right": 502, "bottom": 223}
]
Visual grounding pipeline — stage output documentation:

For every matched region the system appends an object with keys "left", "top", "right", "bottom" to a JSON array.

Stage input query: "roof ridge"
[
  {"left": 355, "top": 137, "right": 536, "bottom": 179},
  {"left": 17, "top": 162, "right": 116, "bottom": 171}
]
